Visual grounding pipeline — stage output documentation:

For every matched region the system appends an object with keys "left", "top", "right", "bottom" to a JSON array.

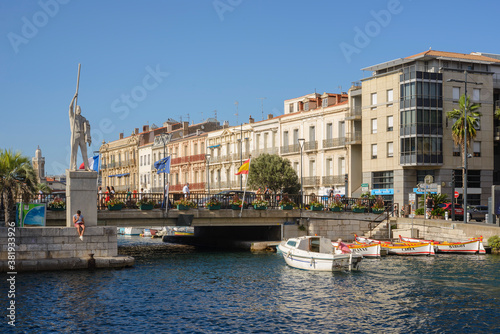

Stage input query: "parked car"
[
  {"left": 468, "top": 205, "right": 488, "bottom": 222},
  {"left": 438, "top": 203, "right": 464, "bottom": 220}
]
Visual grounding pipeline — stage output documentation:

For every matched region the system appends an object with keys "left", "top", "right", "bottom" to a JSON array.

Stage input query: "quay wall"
[
  {"left": 0, "top": 226, "right": 133, "bottom": 272},
  {"left": 394, "top": 218, "right": 500, "bottom": 244}
]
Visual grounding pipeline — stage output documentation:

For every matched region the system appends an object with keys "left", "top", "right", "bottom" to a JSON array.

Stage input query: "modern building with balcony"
[{"left": 360, "top": 49, "right": 500, "bottom": 207}]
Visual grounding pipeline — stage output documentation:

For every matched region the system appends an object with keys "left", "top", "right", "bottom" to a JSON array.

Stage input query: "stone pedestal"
[{"left": 66, "top": 170, "right": 98, "bottom": 227}]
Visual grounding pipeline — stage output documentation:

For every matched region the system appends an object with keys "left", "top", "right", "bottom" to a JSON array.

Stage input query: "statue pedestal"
[{"left": 66, "top": 170, "right": 98, "bottom": 227}]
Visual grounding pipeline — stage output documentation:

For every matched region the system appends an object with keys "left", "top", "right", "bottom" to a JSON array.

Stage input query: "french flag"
[{"left": 79, "top": 155, "right": 99, "bottom": 171}]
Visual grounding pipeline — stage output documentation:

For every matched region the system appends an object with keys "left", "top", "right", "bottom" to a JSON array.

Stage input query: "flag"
[
  {"left": 79, "top": 155, "right": 99, "bottom": 171},
  {"left": 154, "top": 156, "right": 171, "bottom": 174},
  {"left": 235, "top": 158, "right": 250, "bottom": 175}
]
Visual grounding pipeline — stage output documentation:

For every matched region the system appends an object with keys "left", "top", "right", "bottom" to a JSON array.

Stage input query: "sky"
[{"left": 1, "top": 0, "right": 499, "bottom": 175}]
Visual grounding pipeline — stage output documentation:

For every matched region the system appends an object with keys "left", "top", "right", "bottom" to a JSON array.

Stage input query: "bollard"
[
  {"left": 467, "top": 212, "right": 471, "bottom": 223},
  {"left": 486, "top": 214, "right": 489, "bottom": 224},
  {"left": 445, "top": 211, "right": 449, "bottom": 220}
]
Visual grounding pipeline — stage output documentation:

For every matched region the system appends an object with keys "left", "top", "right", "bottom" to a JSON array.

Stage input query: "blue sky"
[{"left": 1, "top": 0, "right": 499, "bottom": 175}]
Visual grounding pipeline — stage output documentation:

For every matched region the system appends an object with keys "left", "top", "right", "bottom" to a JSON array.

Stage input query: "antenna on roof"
[
  {"left": 338, "top": 85, "right": 342, "bottom": 93},
  {"left": 234, "top": 101, "right": 239, "bottom": 125},
  {"left": 213, "top": 110, "right": 217, "bottom": 121},
  {"left": 187, "top": 113, "right": 190, "bottom": 124},
  {"left": 257, "top": 97, "right": 266, "bottom": 120}
]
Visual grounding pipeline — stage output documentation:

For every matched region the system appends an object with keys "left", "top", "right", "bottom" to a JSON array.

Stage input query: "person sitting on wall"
[
  {"left": 336, "top": 238, "right": 351, "bottom": 254},
  {"left": 73, "top": 210, "right": 85, "bottom": 241}
]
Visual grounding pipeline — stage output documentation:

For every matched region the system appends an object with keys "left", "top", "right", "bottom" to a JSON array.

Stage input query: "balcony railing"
[
  {"left": 172, "top": 154, "right": 206, "bottom": 165},
  {"left": 346, "top": 106, "right": 362, "bottom": 119},
  {"left": 346, "top": 132, "right": 362, "bottom": 144},
  {"left": 323, "top": 137, "right": 346, "bottom": 148},
  {"left": 280, "top": 144, "right": 300, "bottom": 155},
  {"left": 303, "top": 176, "right": 321, "bottom": 186},
  {"left": 322, "top": 175, "right": 345, "bottom": 185},
  {"left": 304, "top": 141, "right": 318, "bottom": 151}
]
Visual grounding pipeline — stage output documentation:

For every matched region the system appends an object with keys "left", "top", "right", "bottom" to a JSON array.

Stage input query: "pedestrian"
[
  {"left": 426, "top": 195, "right": 434, "bottom": 219},
  {"left": 110, "top": 186, "right": 115, "bottom": 199},
  {"left": 105, "top": 186, "right": 111, "bottom": 203},
  {"left": 256, "top": 187, "right": 263, "bottom": 200},
  {"left": 183, "top": 183, "right": 190, "bottom": 199},
  {"left": 264, "top": 186, "right": 270, "bottom": 201},
  {"left": 98, "top": 186, "right": 104, "bottom": 209},
  {"left": 73, "top": 210, "right": 85, "bottom": 241}
]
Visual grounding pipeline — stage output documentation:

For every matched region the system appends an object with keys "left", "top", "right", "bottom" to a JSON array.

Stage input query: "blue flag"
[{"left": 154, "top": 156, "right": 171, "bottom": 174}]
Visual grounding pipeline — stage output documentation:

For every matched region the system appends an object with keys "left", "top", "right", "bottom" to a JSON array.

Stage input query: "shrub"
[
  {"left": 415, "top": 207, "right": 425, "bottom": 215},
  {"left": 252, "top": 198, "right": 268, "bottom": 207},
  {"left": 329, "top": 197, "right": 343, "bottom": 208},
  {"left": 108, "top": 198, "right": 125, "bottom": 207},
  {"left": 137, "top": 198, "right": 154, "bottom": 206},
  {"left": 174, "top": 199, "right": 197, "bottom": 208},
  {"left": 352, "top": 199, "right": 366, "bottom": 210},
  {"left": 48, "top": 197, "right": 65, "bottom": 209},
  {"left": 372, "top": 196, "right": 385, "bottom": 210},
  {"left": 206, "top": 197, "right": 222, "bottom": 206},
  {"left": 278, "top": 194, "right": 295, "bottom": 207},
  {"left": 488, "top": 235, "right": 500, "bottom": 251}
]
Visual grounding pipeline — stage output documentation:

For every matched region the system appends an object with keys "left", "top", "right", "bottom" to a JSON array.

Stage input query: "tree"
[
  {"left": 247, "top": 154, "right": 300, "bottom": 194},
  {"left": 0, "top": 149, "right": 38, "bottom": 225},
  {"left": 446, "top": 94, "right": 481, "bottom": 189}
]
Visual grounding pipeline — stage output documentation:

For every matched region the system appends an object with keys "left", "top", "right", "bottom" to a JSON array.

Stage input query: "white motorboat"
[{"left": 277, "top": 236, "right": 363, "bottom": 271}]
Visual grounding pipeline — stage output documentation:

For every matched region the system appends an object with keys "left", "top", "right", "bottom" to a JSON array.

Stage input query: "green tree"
[
  {"left": 446, "top": 94, "right": 481, "bottom": 188},
  {"left": 247, "top": 154, "right": 300, "bottom": 194},
  {"left": 0, "top": 149, "right": 38, "bottom": 225}
]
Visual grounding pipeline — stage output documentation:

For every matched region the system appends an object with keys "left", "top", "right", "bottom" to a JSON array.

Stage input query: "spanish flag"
[{"left": 235, "top": 158, "right": 250, "bottom": 175}]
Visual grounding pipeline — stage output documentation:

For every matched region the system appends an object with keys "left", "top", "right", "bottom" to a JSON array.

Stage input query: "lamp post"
[
  {"left": 298, "top": 138, "right": 305, "bottom": 208},
  {"left": 239, "top": 123, "right": 243, "bottom": 191},
  {"left": 206, "top": 153, "right": 211, "bottom": 195},
  {"left": 447, "top": 71, "right": 482, "bottom": 224}
]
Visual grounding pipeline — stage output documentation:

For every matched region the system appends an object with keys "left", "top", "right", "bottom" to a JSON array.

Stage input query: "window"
[
  {"left": 453, "top": 87, "right": 460, "bottom": 100},
  {"left": 256, "top": 134, "right": 260, "bottom": 150},
  {"left": 194, "top": 143, "right": 198, "bottom": 155},
  {"left": 326, "top": 158, "right": 332, "bottom": 176},
  {"left": 473, "top": 141, "right": 481, "bottom": 157},
  {"left": 264, "top": 133, "right": 269, "bottom": 149},
  {"left": 371, "top": 93, "right": 377, "bottom": 108},
  {"left": 453, "top": 144, "right": 460, "bottom": 157},
  {"left": 304, "top": 102, "right": 309, "bottom": 111},
  {"left": 140, "top": 155, "right": 143, "bottom": 166},
  {"left": 387, "top": 142, "right": 393, "bottom": 157},
  {"left": 371, "top": 144, "right": 377, "bottom": 159},
  {"left": 309, "top": 160, "right": 316, "bottom": 177},
  {"left": 387, "top": 89, "right": 393, "bottom": 105},
  {"left": 326, "top": 123, "right": 333, "bottom": 140},
  {"left": 371, "top": 118, "right": 377, "bottom": 134},
  {"left": 338, "top": 157, "right": 345, "bottom": 175},
  {"left": 473, "top": 88, "right": 480, "bottom": 102},
  {"left": 372, "top": 171, "right": 394, "bottom": 189},
  {"left": 148, "top": 154, "right": 150, "bottom": 165},
  {"left": 283, "top": 131, "right": 289, "bottom": 146},
  {"left": 339, "top": 121, "right": 345, "bottom": 138},
  {"left": 289, "top": 103, "right": 294, "bottom": 113},
  {"left": 322, "top": 98, "right": 328, "bottom": 107},
  {"left": 293, "top": 161, "right": 299, "bottom": 172},
  {"left": 387, "top": 116, "right": 393, "bottom": 131},
  {"left": 309, "top": 126, "right": 315, "bottom": 142},
  {"left": 293, "top": 129, "right": 299, "bottom": 144}
]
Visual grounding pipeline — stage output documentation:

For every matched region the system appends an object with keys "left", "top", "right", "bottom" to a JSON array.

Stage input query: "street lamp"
[
  {"left": 447, "top": 71, "right": 483, "bottom": 224},
  {"left": 298, "top": 138, "right": 305, "bottom": 208},
  {"left": 206, "top": 153, "right": 211, "bottom": 195}
]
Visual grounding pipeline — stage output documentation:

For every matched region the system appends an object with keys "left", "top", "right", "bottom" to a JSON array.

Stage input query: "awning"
[{"left": 208, "top": 144, "right": 220, "bottom": 148}]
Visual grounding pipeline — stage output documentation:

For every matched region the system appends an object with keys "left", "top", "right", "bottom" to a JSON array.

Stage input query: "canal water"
[{"left": 3, "top": 236, "right": 500, "bottom": 333}]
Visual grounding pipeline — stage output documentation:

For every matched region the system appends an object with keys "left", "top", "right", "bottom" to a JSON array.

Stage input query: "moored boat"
[
  {"left": 278, "top": 236, "right": 363, "bottom": 271},
  {"left": 332, "top": 241, "right": 382, "bottom": 257},
  {"left": 354, "top": 234, "right": 435, "bottom": 256},
  {"left": 399, "top": 235, "right": 485, "bottom": 254}
]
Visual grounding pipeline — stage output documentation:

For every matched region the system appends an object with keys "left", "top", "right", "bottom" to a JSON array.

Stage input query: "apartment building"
[
  {"left": 360, "top": 50, "right": 500, "bottom": 207},
  {"left": 281, "top": 92, "right": 350, "bottom": 196}
]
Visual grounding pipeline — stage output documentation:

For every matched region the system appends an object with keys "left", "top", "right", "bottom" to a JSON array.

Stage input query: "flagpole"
[{"left": 239, "top": 157, "right": 251, "bottom": 218}]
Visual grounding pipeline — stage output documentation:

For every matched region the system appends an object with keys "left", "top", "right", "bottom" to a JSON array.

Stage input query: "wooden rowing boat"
[
  {"left": 399, "top": 235, "right": 485, "bottom": 254},
  {"left": 354, "top": 234, "right": 435, "bottom": 256}
]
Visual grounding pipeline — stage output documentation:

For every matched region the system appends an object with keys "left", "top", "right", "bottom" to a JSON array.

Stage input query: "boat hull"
[
  {"left": 333, "top": 242, "right": 381, "bottom": 257},
  {"left": 278, "top": 242, "right": 363, "bottom": 271},
  {"left": 354, "top": 234, "right": 434, "bottom": 256},
  {"left": 399, "top": 235, "right": 485, "bottom": 254}
]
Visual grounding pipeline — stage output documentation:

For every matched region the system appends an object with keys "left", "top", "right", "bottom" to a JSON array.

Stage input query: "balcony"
[
  {"left": 345, "top": 106, "right": 362, "bottom": 120},
  {"left": 280, "top": 144, "right": 300, "bottom": 155},
  {"left": 304, "top": 141, "right": 318, "bottom": 151},
  {"left": 322, "top": 175, "right": 345, "bottom": 185},
  {"left": 252, "top": 147, "right": 278, "bottom": 158},
  {"left": 171, "top": 154, "right": 206, "bottom": 165},
  {"left": 303, "top": 176, "right": 320, "bottom": 186},
  {"left": 346, "top": 132, "right": 362, "bottom": 145},
  {"left": 323, "top": 137, "right": 346, "bottom": 149}
]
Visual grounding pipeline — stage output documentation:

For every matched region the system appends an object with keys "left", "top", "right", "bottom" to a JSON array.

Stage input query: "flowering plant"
[
  {"left": 48, "top": 197, "right": 65, "bottom": 209},
  {"left": 352, "top": 199, "right": 366, "bottom": 210},
  {"left": 251, "top": 198, "right": 268, "bottom": 207},
  {"left": 371, "top": 196, "right": 385, "bottom": 210},
  {"left": 278, "top": 195, "right": 295, "bottom": 207},
  {"left": 308, "top": 200, "right": 324, "bottom": 208},
  {"left": 108, "top": 198, "right": 125, "bottom": 207},
  {"left": 206, "top": 197, "right": 222, "bottom": 206},
  {"left": 230, "top": 194, "right": 247, "bottom": 207},
  {"left": 329, "top": 197, "right": 343, "bottom": 208},
  {"left": 174, "top": 199, "right": 197, "bottom": 208},
  {"left": 137, "top": 198, "right": 155, "bottom": 206}
]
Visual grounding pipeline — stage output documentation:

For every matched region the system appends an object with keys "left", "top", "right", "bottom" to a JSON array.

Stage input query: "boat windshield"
[{"left": 286, "top": 240, "right": 297, "bottom": 247}]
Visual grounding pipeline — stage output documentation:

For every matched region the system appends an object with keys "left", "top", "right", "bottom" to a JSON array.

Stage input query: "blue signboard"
[
  {"left": 371, "top": 189, "right": 394, "bottom": 195},
  {"left": 412, "top": 188, "right": 437, "bottom": 195}
]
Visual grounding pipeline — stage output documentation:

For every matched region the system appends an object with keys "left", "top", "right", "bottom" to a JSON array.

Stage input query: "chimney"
[
  {"left": 249, "top": 115, "right": 254, "bottom": 123},
  {"left": 336, "top": 94, "right": 341, "bottom": 104},
  {"left": 183, "top": 121, "right": 188, "bottom": 132},
  {"left": 119, "top": 133, "right": 124, "bottom": 139},
  {"left": 223, "top": 120, "right": 229, "bottom": 128},
  {"left": 143, "top": 125, "right": 149, "bottom": 132},
  {"left": 267, "top": 114, "right": 273, "bottom": 120},
  {"left": 134, "top": 128, "right": 139, "bottom": 135}
]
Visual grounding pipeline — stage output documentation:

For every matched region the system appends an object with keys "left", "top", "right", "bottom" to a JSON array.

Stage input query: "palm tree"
[
  {"left": 0, "top": 149, "right": 38, "bottom": 226},
  {"left": 446, "top": 94, "right": 481, "bottom": 189}
]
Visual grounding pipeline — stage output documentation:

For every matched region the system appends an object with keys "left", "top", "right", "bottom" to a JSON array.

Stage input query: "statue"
[{"left": 69, "top": 92, "right": 91, "bottom": 170}]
